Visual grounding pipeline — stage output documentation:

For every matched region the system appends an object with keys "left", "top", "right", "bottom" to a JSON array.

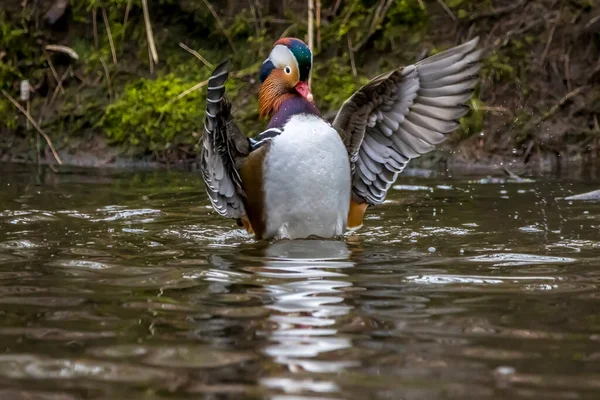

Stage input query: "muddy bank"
[
  {"left": 4, "top": 133, "right": 600, "bottom": 182},
  {"left": 1, "top": 0, "right": 599, "bottom": 172}
]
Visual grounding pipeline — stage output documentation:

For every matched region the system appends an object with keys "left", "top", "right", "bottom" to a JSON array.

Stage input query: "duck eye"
[{"left": 284, "top": 66, "right": 292, "bottom": 75}]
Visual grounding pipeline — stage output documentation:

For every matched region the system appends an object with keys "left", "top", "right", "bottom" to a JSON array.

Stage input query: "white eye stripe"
[{"left": 268, "top": 45, "right": 299, "bottom": 75}]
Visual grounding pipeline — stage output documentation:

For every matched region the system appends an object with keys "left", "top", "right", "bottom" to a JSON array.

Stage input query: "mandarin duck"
[{"left": 201, "top": 37, "right": 482, "bottom": 240}]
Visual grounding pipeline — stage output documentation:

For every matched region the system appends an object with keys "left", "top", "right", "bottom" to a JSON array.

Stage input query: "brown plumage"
[
  {"left": 258, "top": 70, "right": 297, "bottom": 118},
  {"left": 239, "top": 143, "right": 270, "bottom": 238}
]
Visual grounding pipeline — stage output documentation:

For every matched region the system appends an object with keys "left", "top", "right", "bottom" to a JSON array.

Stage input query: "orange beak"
[{"left": 294, "top": 81, "right": 314, "bottom": 102}]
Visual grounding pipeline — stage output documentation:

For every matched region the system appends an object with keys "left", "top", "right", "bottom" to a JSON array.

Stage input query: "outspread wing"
[
  {"left": 333, "top": 37, "right": 482, "bottom": 205},
  {"left": 200, "top": 60, "right": 250, "bottom": 218}
]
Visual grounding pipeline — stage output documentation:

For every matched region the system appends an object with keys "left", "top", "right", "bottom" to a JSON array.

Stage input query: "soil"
[{"left": 1, "top": 0, "right": 599, "bottom": 176}]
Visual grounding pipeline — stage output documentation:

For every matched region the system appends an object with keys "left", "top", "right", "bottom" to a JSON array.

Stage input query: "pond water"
[{"left": 1, "top": 164, "right": 600, "bottom": 399}]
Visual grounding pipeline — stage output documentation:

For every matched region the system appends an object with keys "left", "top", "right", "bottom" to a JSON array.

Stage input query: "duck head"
[{"left": 258, "top": 37, "right": 313, "bottom": 118}]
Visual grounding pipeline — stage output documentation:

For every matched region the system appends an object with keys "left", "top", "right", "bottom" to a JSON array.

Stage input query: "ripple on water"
[
  {"left": 88, "top": 344, "right": 256, "bottom": 368},
  {"left": 0, "top": 239, "right": 44, "bottom": 249},
  {"left": 0, "top": 354, "right": 183, "bottom": 388},
  {"left": 0, "top": 327, "right": 118, "bottom": 340},
  {"left": 91, "top": 206, "right": 162, "bottom": 223},
  {"left": 0, "top": 390, "right": 79, "bottom": 400},
  {"left": 2, "top": 168, "right": 600, "bottom": 399},
  {"left": 468, "top": 253, "right": 576, "bottom": 266},
  {"left": 0, "top": 297, "right": 85, "bottom": 307}
]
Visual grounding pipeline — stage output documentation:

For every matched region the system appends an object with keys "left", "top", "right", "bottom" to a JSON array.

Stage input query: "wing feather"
[
  {"left": 200, "top": 60, "right": 250, "bottom": 218},
  {"left": 334, "top": 37, "right": 482, "bottom": 205}
]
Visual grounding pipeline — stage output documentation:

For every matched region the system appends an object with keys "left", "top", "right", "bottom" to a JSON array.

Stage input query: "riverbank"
[{"left": 1, "top": 1, "right": 599, "bottom": 172}]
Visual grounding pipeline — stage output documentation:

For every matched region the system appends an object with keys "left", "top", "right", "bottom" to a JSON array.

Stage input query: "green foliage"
[
  {"left": 101, "top": 72, "right": 207, "bottom": 152},
  {"left": 446, "top": 0, "right": 491, "bottom": 19},
  {"left": 5, "top": 0, "right": 592, "bottom": 163},
  {"left": 382, "top": 0, "right": 427, "bottom": 38},
  {"left": 0, "top": 10, "right": 38, "bottom": 89},
  {"left": 0, "top": 98, "right": 19, "bottom": 131},
  {"left": 456, "top": 98, "right": 485, "bottom": 139},
  {"left": 483, "top": 37, "right": 533, "bottom": 94},
  {"left": 313, "top": 57, "right": 368, "bottom": 112}
]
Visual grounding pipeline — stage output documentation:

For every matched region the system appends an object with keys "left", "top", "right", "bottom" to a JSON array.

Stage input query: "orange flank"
[
  {"left": 348, "top": 200, "right": 368, "bottom": 229},
  {"left": 241, "top": 215, "right": 254, "bottom": 235}
]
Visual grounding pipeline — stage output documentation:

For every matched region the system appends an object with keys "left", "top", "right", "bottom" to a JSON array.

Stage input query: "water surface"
[{"left": 1, "top": 164, "right": 600, "bottom": 399}]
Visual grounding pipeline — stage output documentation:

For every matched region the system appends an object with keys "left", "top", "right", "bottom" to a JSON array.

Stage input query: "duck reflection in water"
[{"left": 251, "top": 240, "right": 361, "bottom": 374}]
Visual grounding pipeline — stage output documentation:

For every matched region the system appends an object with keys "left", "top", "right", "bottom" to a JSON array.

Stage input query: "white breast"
[{"left": 262, "top": 114, "right": 351, "bottom": 239}]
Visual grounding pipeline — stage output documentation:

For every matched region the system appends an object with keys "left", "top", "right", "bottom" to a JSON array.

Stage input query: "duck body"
[
  {"left": 260, "top": 113, "right": 351, "bottom": 239},
  {"left": 200, "top": 37, "right": 483, "bottom": 240}
]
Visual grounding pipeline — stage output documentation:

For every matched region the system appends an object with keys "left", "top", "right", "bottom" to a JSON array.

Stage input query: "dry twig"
[
  {"left": 499, "top": 18, "right": 545, "bottom": 47},
  {"left": 102, "top": 8, "right": 118, "bottom": 64},
  {"left": 170, "top": 68, "right": 254, "bottom": 104},
  {"left": 148, "top": 42, "right": 154, "bottom": 75},
  {"left": 280, "top": 24, "right": 296, "bottom": 39},
  {"left": 202, "top": 0, "right": 237, "bottom": 53},
  {"left": 307, "top": 0, "right": 315, "bottom": 87},
  {"left": 468, "top": 0, "right": 526, "bottom": 21},
  {"left": 480, "top": 105, "right": 514, "bottom": 118},
  {"left": 248, "top": 1, "right": 261, "bottom": 36},
  {"left": 1, "top": 89, "right": 63, "bottom": 165},
  {"left": 254, "top": 0, "right": 265, "bottom": 30},
  {"left": 539, "top": 13, "right": 560, "bottom": 67},
  {"left": 142, "top": 0, "right": 159, "bottom": 64},
  {"left": 436, "top": 0, "right": 456, "bottom": 21},
  {"left": 316, "top": 0, "right": 321, "bottom": 52},
  {"left": 49, "top": 66, "right": 72, "bottom": 108},
  {"left": 351, "top": 0, "right": 394, "bottom": 52},
  {"left": 100, "top": 57, "right": 113, "bottom": 100},
  {"left": 542, "top": 86, "right": 588, "bottom": 121},
  {"left": 307, "top": 0, "right": 315, "bottom": 51},
  {"left": 92, "top": 9, "right": 99, "bottom": 49},
  {"left": 45, "top": 44, "right": 79, "bottom": 60},
  {"left": 565, "top": 45, "right": 572, "bottom": 92},
  {"left": 179, "top": 43, "right": 214, "bottom": 69},
  {"left": 172, "top": 79, "right": 209, "bottom": 104},
  {"left": 43, "top": 50, "right": 64, "bottom": 95},
  {"left": 122, "top": 0, "right": 133, "bottom": 45},
  {"left": 348, "top": 36, "right": 357, "bottom": 77}
]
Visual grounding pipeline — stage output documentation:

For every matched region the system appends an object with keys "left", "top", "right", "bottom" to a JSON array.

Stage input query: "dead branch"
[
  {"left": 308, "top": 0, "right": 314, "bottom": 87},
  {"left": 179, "top": 43, "right": 214, "bottom": 69},
  {"left": 92, "top": 9, "right": 99, "bottom": 49},
  {"left": 45, "top": 45, "right": 79, "bottom": 60},
  {"left": 351, "top": 0, "right": 394, "bottom": 53},
  {"left": 142, "top": 0, "right": 159, "bottom": 63},
  {"left": 468, "top": 0, "right": 526, "bottom": 22},
  {"left": 43, "top": 50, "right": 64, "bottom": 94},
  {"left": 542, "top": 86, "right": 589, "bottom": 122},
  {"left": 102, "top": 8, "right": 118, "bottom": 64},
  {"left": 49, "top": 65, "right": 72, "bottom": 108},
  {"left": 540, "top": 12, "right": 560, "bottom": 67},
  {"left": 100, "top": 57, "right": 113, "bottom": 100},
  {"left": 436, "top": 0, "right": 456, "bottom": 21},
  {"left": 565, "top": 45, "right": 572, "bottom": 91},
  {"left": 498, "top": 18, "right": 545, "bottom": 47},
  {"left": 202, "top": 0, "right": 237, "bottom": 54},
  {"left": 1, "top": 89, "right": 63, "bottom": 165},
  {"left": 121, "top": 0, "right": 133, "bottom": 51},
  {"left": 348, "top": 36, "right": 357, "bottom": 77},
  {"left": 316, "top": 0, "right": 321, "bottom": 52}
]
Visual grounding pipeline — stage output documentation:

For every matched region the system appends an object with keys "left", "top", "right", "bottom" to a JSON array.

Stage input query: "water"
[{"left": 1, "top": 164, "right": 600, "bottom": 400}]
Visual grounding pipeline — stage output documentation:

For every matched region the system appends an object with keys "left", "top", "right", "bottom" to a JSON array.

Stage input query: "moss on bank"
[{"left": 1, "top": 0, "right": 599, "bottom": 165}]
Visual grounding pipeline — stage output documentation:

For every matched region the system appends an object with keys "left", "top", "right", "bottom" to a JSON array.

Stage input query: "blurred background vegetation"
[{"left": 0, "top": 0, "right": 598, "bottom": 171}]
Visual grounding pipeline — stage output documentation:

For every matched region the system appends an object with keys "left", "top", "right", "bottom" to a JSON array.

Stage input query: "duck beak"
[{"left": 294, "top": 81, "right": 314, "bottom": 102}]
